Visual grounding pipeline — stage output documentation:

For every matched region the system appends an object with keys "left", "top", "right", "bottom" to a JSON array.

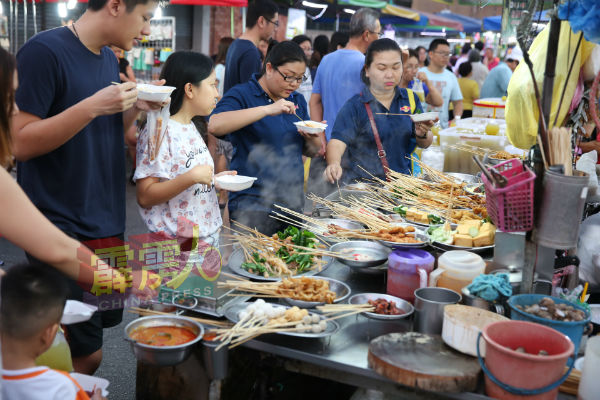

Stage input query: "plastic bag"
[
  {"left": 576, "top": 150, "right": 599, "bottom": 197},
  {"left": 145, "top": 105, "right": 171, "bottom": 161},
  {"left": 505, "top": 21, "right": 596, "bottom": 150}
]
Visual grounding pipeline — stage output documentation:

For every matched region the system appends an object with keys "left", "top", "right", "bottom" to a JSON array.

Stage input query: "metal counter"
[{"left": 223, "top": 259, "right": 494, "bottom": 399}]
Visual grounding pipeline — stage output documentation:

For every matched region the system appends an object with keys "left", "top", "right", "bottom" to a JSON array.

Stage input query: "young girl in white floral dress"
[{"left": 135, "top": 51, "right": 235, "bottom": 248}]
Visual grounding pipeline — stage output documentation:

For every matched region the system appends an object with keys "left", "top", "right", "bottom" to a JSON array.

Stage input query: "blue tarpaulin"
[
  {"left": 436, "top": 11, "right": 482, "bottom": 33},
  {"left": 483, "top": 10, "right": 550, "bottom": 32}
]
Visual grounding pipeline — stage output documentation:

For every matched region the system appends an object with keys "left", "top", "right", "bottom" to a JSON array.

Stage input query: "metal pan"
[
  {"left": 329, "top": 240, "right": 390, "bottom": 268},
  {"left": 224, "top": 302, "right": 340, "bottom": 338},
  {"left": 227, "top": 247, "right": 332, "bottom": 282},
  {"left": 348, "top": 293, "right": 414, "bottom": 321},
  {"left": 282, "top": 277, "right": 351, "bottom": 308}
]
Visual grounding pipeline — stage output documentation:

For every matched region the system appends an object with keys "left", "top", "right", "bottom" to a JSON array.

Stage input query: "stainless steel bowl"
[
  {"left": 124, "top": 315, "right": 204, "bottom": 366},
  {"left": 172, "top": 295, "right": 199, "bottom": 310},
  {"left": 445, "top": 172, "right": 480, "bottom": 184},
  {"left": 282, "top": 277, "right": 351, "bottom": 308},
  {"left": 329, "top": 240, "right": 390, "bottom": 268},
  {"left": 348, "top": 293, "right": 414, "bottom": 320}
]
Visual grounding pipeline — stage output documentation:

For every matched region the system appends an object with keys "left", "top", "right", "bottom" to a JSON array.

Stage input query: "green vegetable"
[
  {"left": 393, "top": 205, "right": 407, "bottom": 216},
  {"left": 428, "top": 226, "right": 454, "bottom": 244},
  {"left": 275, "top": 226, "right": 317, "bottom": 272},
  {"left": 241, "top": 252, "right": 268, "bottom": 274},
  {"left": 428, "top": 214, "right": 444, "bottom": 225}
]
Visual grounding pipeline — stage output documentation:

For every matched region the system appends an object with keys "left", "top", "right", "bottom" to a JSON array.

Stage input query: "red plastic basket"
[{"left": 481, "top": 159, "right": 536, "bottom": 232}]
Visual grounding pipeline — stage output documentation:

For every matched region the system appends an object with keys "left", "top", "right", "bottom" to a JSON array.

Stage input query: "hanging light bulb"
[
  {"left": 67, "top": 0, "right": 77, "bottom": 10},
  {"left": 154, "top": 6, "right": 163, "bottom": 19},
  {"left": 58, "top": 2, "right": 68, "bottom": 18}
]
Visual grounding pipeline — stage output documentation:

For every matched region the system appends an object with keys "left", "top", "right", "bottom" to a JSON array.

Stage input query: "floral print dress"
[{"left": 134, "top": 119, "right": 222, "bottom": 240}]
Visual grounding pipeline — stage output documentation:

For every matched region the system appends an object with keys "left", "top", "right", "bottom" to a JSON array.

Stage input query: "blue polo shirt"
[
  {"left": 212, "top": 74, "right": 308, "bottom": 213},
  {"left": 331, "top": 86, "right": 422, "bottom": 184}
]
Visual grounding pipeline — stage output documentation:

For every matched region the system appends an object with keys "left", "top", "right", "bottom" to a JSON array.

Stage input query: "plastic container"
[
  {"left": 507, "top": 294, "right": 591, "bottom": 355},
  {"left": 535, "top": 169, "right": 589, "bottom": 249},
  {"left": 482, "top": 159, "right": 536, "bottom": 232},
  {"left": 578, "top": 336, "right": 600, "bottom": 399},
  {"left": 473, "top": 98, "right": 506, "bottom": 119},
  {"left": 35, "top": 328, "right": 73, "bottom": 372},
  {"left": 477, "top": 320, "right": 574, "bottom": 400},
  {"left": 420, "top": 146, "right": 445, "bottom": 172},
  {"left": 387, "top": 249, "right": 434, "bottom": 303},
  {"left": 429, "top": 251, "right": 485, "bottom": 293},
  {"left": 439, "top": 127, "right": 507, "bottom": 174}
]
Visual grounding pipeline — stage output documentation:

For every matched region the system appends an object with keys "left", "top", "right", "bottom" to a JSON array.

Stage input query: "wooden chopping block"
[{"left": 368, "top": 332, "right": 481, "bottom": 393}]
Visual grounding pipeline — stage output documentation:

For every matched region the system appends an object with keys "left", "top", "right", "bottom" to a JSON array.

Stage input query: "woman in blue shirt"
[
  {"left": 209, "top": 41, "right": 322, "bottom": 235},
  {"left": 325, "top": 39, "right": 435, "bottom": 184}
]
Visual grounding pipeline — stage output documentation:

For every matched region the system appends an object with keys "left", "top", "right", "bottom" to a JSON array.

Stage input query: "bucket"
[
  {"left": 201, "top": 338, "right": 228, "bottom": 380},
  {"left": 413, "top": 287, "right": 461, "bottom": 334},
  {"left": 535, "top": 170, "right": 588, "bottom": 249},
  {"left": 508, "top": 294, "right": 591, "bottom": 355},
  {"left": 477, "top": 320, "right": 575, "bottom": 400}
]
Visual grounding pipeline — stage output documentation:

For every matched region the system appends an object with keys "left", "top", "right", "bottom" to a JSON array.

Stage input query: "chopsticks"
[{"left": 128, "top": 307, "right": 233, "bottom": 328}]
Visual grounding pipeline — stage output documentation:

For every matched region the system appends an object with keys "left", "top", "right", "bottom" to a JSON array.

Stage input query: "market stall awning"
[
  {"left": 170, "top": 0, "right": 247, "bottom": 6},
  {"left": 436, "top": 11, "right": 481, "bottom": 33},
  {"left": 381, "top": 4, "right": 421, "bottom": 22},
  {"left": 483, "top": 10, "right": 549, "bottom": 31}
]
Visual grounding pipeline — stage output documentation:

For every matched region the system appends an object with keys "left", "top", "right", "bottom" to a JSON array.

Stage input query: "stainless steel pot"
[{"left": 124, "top": 315, "right": 204, "bottom": 367}]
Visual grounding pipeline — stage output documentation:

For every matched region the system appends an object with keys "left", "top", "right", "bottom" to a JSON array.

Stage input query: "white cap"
[{"left": 505, "top": 46, "right": 523, "bottom": 62}]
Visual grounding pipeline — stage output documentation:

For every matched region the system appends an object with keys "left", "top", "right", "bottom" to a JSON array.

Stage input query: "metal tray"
[
  {"left": 347, "top": 293, "right": 414, "bottom": 321},
  {"left": 282, "top": 277, "right": 351, "bottom": 308},
  {"left": 157, "top": 283, "right": 250, "bottom": 318},
  {"left": 375, "top": 230, "right": 430, "bottom": 249},
  {"left": 430, "top": 241, "right": 494, "bottom": 254},
  {"left": 224, "top": 302, "right": 340, "bottom": 338},
  {"left": 227, "top": 247, "right": 332, "bottom": 282}
]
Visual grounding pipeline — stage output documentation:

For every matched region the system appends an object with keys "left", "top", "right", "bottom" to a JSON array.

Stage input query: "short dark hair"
[
  {"left": 428, "top": 38, "right": 450, "bottom": 53},
  {"left": 408, "top": 48, "right": 419, "bottom": 60},
  {"left": 263, "top": 41, "right": 307, "bottom": 74},
  {"left": 246, "top": 0, "right": 278, "bottom": 29},
  {"left": 361, "top": 38, "right": 402, "bottom": 85},
  {"left": 458, "top": 61, "right": 472, "bottom": 77},
  {"left": 159, "top": 51, "right": 214, "bottom": 115},
  {"left": 1, "top": 264, "right": 69, "bottom": 338},
  {"left": 461, "top": 43, "right": 472, "bottom": 55},
  {"left": 291, "top": 35, "right": 311, "bottom": 47},
  {"left": 329, "top": 31, "right": 349, "bottom": 52},
  {"left": 474, "top": 41, "right": 484, "bottom": 51},
  {"left": 88, "top": 0, "right": 154, "bottom": 12},
  {"left": 313, "top": 35, "right": 329, "bottom": 57}
]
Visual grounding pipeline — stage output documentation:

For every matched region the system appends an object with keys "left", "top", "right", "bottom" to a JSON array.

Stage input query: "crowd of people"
[{"left": 0, "top": 0, "right": 517, "bottom": 398}]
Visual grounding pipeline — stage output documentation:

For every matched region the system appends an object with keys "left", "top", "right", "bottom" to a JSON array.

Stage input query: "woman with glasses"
[
  {"left": 208, "top": 41, "right": 322, "bottom": 235},
  {"left": 324, "top": 39, "right": 435, "bottom": 185},
  {"left": 400, "top": 49, "right": 443, "bottom": 108}
]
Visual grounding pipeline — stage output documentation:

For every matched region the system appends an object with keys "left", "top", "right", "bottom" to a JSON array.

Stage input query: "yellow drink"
[
  {"left": 35, "top": 330, "right": 73, "bottom": 372},
  {"left": 485, "top": 123, "right": 500, "bottom": 136},
  {"left": 415, "top": 90, "right": 425, "bottom": 103},
  {"left": 431, "top": 124, "right": 440, "bottom": 145}
]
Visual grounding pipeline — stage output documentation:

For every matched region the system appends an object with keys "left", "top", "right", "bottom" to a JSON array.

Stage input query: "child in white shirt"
[
  {"left": 135, "top": 51, "right": 235, "bottom": 247},
  {"left": 1, "top": 264, "right": 104, "bottom": 400}
]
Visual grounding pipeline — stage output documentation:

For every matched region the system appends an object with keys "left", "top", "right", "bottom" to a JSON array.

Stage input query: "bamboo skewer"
[{"left": 128, "top": 307, "right": 232, "bottom": 328}]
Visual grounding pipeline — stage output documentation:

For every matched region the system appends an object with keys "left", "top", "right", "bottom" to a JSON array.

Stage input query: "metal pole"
[
  {"left": 23, "top": 0, "right": 27, "bottom": 45},
  {"left": 242, "top": 6, "right": 246, "bottom": 33},
  {"left": 8, "top": 0, "right": 13, "bottom": 52},
  {"left": 230, "top": 7, "right": 234, "bottom": 37},
  {"left": 32, "top": 0, "right": 38, "bottom": 35}
]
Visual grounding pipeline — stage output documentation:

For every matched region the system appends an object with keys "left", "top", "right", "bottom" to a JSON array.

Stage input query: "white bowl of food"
[
  {"left": 410, "top": 112, "right": 439, "bottom": 123},
  {"left": 136, "top": 84, "right": 176, "bottom": 102},
  {"left": 215, "top": 175, "right": 257, "bottom": 192},
  {"left": 294, "top": 121, "right": 327, "bottom": 135}
]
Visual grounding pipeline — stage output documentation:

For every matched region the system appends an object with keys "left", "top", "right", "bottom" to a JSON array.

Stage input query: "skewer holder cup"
[{"left": 535, "top": 169, "right": 588, "bottom": 249}]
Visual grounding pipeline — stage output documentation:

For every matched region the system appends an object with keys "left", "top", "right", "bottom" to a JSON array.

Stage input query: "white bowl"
[
  {"left": 215, "top": 175, "right": 257, "bottom": 191},
  {"left": 136, "top": 84, "right": 176, "bottom": 102},
  {"left": 293, "top": 121, "right": 327, "bottom": 135},
  {"left": 410, "top": 112, "right": 439, "bottom": 123},
  {"left": 61, "top": 300, "right": 97, "bottom": 325},
  {"left": 70, "top": 373, "right": 109, "bottom": 397}
]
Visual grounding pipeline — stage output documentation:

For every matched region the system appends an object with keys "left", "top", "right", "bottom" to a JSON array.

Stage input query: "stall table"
[{"left": 223, "top": 257, "right": 577, "bottom": 399}]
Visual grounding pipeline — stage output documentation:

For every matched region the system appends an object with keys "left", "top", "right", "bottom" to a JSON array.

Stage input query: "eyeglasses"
[
  {"left": 434, "top": 51, "right": 451, "bottom": 57},
  {"left": 369, "top": 31, "right": 384, "bottom": 38},
  {"left": 275, "top": 67, "right": 307, "bottom": 84},
  {"left": 264, "top": 17, "right": 279, "bottom": 27}
]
